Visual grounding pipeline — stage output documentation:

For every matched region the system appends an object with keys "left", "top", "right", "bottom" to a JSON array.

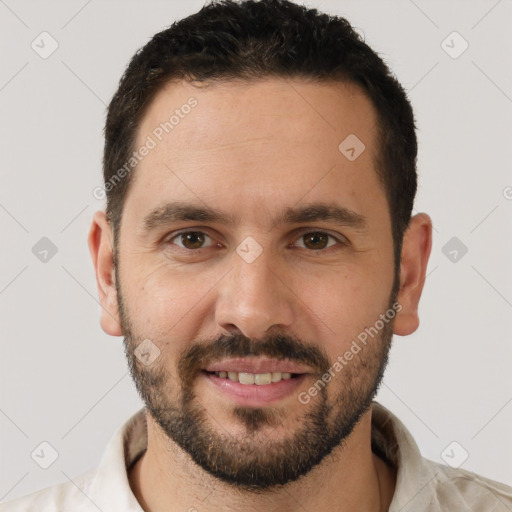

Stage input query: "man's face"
[{"left": 114, "top": 78, "right": 397, "bottom": 489}]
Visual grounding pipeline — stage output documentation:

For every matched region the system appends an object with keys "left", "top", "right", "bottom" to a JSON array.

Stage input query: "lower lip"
[{"left": 202, "top": 370, "right": 308, "bottom": 406}]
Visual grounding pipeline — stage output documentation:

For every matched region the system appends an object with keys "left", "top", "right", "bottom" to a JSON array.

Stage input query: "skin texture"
[{"left": 89, "top": 78, "right": 432, "bottom": 512}]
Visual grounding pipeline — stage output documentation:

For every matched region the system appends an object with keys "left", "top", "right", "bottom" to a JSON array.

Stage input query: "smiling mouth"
[{"left": 203, "top": 370, "right": 302, "bottom": 385}]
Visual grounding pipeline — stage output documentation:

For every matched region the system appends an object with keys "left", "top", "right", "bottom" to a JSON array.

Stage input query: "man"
[{"left": 2, "top": 0, "right": 511, "bottom": 510}]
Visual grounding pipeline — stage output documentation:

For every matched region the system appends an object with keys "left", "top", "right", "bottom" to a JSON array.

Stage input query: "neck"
[{"left": 128, "top": 407, "right": 396, "bottom": 512}]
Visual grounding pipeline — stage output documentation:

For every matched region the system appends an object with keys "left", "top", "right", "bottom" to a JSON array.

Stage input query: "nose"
[{"left": 214, "top": 247, "right": 295, "bottom": 340}]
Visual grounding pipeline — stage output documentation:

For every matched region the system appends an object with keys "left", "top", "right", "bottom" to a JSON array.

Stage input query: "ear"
[
  {"left": 88, "top": 210, "right": 123, "bottom": 336},
  {"left": 393, "top": 213, "right": 432, "bottom": 336}
]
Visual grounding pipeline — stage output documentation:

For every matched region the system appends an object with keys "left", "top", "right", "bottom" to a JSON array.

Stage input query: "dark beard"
[{"left": 116, "top": 263, "right": 395, "bottom": 491}]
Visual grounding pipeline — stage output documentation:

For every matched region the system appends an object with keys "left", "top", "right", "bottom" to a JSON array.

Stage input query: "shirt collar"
[
  {"left": 371, "top": 401, "right": 437, "bottom": 511},
  {"left": 87, "top": 407, "right": 147, "bottom": 511},
  {"left": 86, "top": 401, "right": 434, "bottom": 511}
]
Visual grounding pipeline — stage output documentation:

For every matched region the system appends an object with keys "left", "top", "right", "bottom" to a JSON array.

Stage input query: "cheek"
[
  {"left": 306, "top": 266, "right": 393, "bottom": 352},
  {"left": 121, "top": 258, "right": 220, "bottom": 346}
]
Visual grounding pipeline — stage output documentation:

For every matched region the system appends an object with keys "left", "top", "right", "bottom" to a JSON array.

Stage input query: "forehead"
[
  {"left": 125, "top": 77, "right": 384, "bottom": 229},
  {"left": 136, "top": 77, "right": 378, "bottom": 159}
]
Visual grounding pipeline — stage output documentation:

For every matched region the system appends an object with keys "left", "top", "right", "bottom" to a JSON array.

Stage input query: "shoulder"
[
  {"left": 0, "top": 470, "right": 96, "bottom": 512},
  {"left": 371, "top": 402, "right": 512, "bottom": 512},
  {"left": 423, "top": 457, "right": 512, "bottom": 511}
]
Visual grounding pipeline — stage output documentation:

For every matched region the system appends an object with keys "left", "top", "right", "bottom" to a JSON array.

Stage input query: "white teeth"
[
  {"left": 213, "top": 370, "right": 297, "bottom": 384},
  {"left": 254, "top": 373, "right": 272, "bottom": 385},
  {"left": 271, "top": 372, "right": 282, "bottom": 382},
  {"left": 238, "top": 373, "right": 255, "bottom": 385}
]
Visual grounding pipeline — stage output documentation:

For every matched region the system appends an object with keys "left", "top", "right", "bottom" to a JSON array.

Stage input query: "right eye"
[{"left": 167, "top": 231, "right": 216, "bottom": 251}]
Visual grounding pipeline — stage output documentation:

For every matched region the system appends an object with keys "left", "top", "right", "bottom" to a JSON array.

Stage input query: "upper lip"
[{"left": 204, "top": 357, "right": 312, "bottom": 374}]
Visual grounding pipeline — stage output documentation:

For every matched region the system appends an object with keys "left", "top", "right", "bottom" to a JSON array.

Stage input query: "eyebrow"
[
  {"left": 274, "top": 203, "right": 367, "bottom": 230},
  {"left": 141, "top": 201, "right": 367, "bottom": 234},
  {"left": 142, "top": 202, "right": 236, "bottom": 233}
]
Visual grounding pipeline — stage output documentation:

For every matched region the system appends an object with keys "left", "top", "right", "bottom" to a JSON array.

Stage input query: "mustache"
[{"left": 178, "top": 332, "right": 331, "bottom": 384}]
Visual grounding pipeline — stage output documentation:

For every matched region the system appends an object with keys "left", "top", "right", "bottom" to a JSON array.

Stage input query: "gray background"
[{"left": 1, "top": 0, "right": 511, "bottom": 502}]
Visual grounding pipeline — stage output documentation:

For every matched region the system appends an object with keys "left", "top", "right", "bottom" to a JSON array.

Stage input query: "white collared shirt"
[{"left": 2, "top": 402, "right": 511, "bottom": 511}]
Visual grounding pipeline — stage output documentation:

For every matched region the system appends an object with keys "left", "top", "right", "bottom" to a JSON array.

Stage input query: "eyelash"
[{"left": 165, "top": 229, "right": 347, "bottom": 253}]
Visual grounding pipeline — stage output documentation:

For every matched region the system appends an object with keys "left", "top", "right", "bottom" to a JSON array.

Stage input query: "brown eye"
[
  {"left": 295, "top": 232, "right": 339, "bottom": 250},
  {"left": 171, "top": 231, "right": 213, "bottom": 250}
]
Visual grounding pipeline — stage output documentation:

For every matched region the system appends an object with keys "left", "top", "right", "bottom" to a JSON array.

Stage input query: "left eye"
[
  {"left": 169, "top": 231, "right": 215, "bottom": 250},
  {"left": 293, "top": 231, "right": 340, "bottom": 250}
]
